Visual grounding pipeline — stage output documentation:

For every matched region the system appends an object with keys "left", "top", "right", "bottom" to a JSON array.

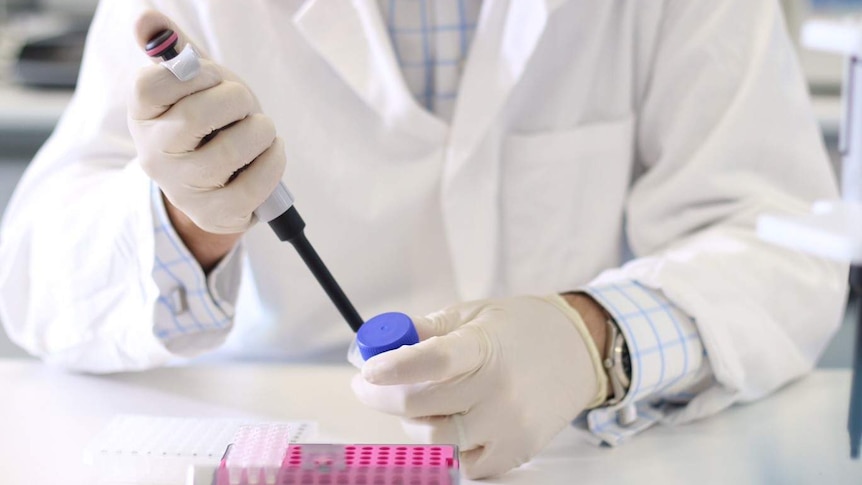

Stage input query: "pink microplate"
[{"left": 217, "top": 443, "right": 460, "bottom": 485}]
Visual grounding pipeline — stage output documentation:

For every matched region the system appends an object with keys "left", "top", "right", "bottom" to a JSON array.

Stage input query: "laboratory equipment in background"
[
  {"left": 2, "top": 0, "right": 97, "bottom": 20},
  {"left": 14, "top": 27, "right": 85, "bottom": 87},
  {"left": 785, "top": 0, "right": 862, "bottom": 92},
  {"left": 2, "top": 0, "right": 96, "bottom": 88},
  {"left": 28, "top": 0, "right": 97, "bottom": 16},
  {"left": 757, "top": 18, "right": 862, "bottom": 459}
]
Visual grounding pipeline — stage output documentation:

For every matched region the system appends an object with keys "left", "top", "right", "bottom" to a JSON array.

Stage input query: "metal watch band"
[{"left": 603, "top": 318, "right": 631, "bottom": 407}]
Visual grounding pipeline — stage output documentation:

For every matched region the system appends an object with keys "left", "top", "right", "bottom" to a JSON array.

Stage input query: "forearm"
[
  {"left": 164, "top": 194, "right": 242, "bottom": 272},
  {"left": 561, "top": 292, "right": 611, "bottom": 400},
  {"left": 151, "top": 184, "right": 241, "bottom": 355}
]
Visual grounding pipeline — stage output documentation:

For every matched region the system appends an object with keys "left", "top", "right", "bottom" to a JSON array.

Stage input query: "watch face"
[
  {"left": 617, "top": 333, "right": 632, "bottom": 379},
  {"left": 621, "top": 346, "right": 632, "bottom": 378}
]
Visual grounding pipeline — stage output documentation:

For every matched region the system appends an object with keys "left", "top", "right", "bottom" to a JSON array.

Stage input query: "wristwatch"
[{"left": 603, "top": 318, "right": 631, "bottom": 407}]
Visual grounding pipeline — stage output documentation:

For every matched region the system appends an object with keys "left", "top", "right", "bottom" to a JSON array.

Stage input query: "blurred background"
[{"left": 0, "top": 0, "right": 859, "bottom": 364}]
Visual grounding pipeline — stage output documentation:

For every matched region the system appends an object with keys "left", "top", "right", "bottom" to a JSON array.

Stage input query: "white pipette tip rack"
[{"left": 83, "top": 415, "right": 317, "bottom": 485}]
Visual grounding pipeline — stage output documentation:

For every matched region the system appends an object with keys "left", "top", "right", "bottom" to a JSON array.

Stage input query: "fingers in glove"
[
  {"left": 185, "top": 113, "right": 277, "bottom": 186},
  {"left": 218, "top": 136, "right": 287, "bottom": 214},
  {"left": 362, "top": 322, "right": 490, "bottom": 385},
  {"left": 401, "top": 409, "right": 525, "bottom": 480},
  {"left": 351, "top": 372, "right": 484, "bottom": 419},
  {"left": 141, "top": 107, "right": 270, "bottom": 188},
  {"left": 410, "top": 302, "right": 488, "bottom": 341},
  {"left": 131, "top": 10, "right": 215, "bottom": 120},
  {"left": 460, "top": 441, "right": 529, "bottom": 480},
  {"left": 401, "top": 415, "right": 466, "bottom": 448},
  {"left": 154, "top": 80, "right": 257, "bottom": 154},
  {"left": 166, "top": 136, "right": 286, "bottom": 234},
  {"left": 129, "top": 61, "right": 223, "bottom": 121}
]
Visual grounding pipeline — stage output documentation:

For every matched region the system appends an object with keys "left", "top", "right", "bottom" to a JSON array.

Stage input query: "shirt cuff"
[
  {"left": 579, "top": 281, "right": 711, "bottom": 446},
  {"left": 150, "top": 183, "right": 243, "bottom": 356}
]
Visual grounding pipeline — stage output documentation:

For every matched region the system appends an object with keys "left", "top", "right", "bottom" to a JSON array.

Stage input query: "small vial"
[{"left": 356, "top": 312, "right": 420, "bottom": 360}]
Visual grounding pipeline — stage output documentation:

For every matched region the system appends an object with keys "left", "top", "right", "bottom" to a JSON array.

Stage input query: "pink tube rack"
[{"left": 216, "top": 443, "right": 460, "bottom": 485}]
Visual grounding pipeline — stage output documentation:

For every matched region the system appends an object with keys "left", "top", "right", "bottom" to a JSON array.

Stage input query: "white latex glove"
[
  {"left": 351, "top": 295, "right": 608, "bottom": 479},
  {"left": 128, "top": 12, "right": 286, "bottom": 234}
]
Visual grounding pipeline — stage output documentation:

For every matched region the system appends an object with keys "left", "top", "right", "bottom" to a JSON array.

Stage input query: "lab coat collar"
[
  {"left": 450, "top": 0, "right": 561, "bottom": 152},
  {"left": 290, "top": 0, "right": 567, "bottom": 146},
  {"left": 293, "top": 0, "right": 566, "bottom": 299},
  {"left": 292, "top": 0, "right": 447, "bottom": 144}
]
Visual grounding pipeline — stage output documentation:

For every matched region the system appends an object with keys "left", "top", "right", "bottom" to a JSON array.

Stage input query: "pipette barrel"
[{"left": 145, "top": 29, "right": 180, "bottom": 59}]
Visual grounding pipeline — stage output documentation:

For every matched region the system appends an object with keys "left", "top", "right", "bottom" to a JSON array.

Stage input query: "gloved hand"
[
  {"left": 351, "top": 295, "right": 609, "bottom": 479},
  {"left": 128, "top": 11, "right": 286, "bottom": 234}
]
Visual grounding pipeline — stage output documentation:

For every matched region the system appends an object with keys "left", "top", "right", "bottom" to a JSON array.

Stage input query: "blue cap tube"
[{"left": 356, "top": 312, "right": 420, "bottom": 360}]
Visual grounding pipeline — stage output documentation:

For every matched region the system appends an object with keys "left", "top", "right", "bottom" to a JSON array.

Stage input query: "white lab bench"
[{"left": 0, "top": 360, "right": 860, "bottom": 485}]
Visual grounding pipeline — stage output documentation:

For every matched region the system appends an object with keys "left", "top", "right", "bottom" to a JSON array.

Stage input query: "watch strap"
[{"left": 603, "top": 318, "right": 631, "bottom": 407}]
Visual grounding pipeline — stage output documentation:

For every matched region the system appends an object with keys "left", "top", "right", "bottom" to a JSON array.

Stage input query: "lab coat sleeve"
[
  {"left": 587, "top": 0, "right": 848, "bottom": 423},
  {"left": 0, "top": 0, "right": 243, "bottom": 372}
]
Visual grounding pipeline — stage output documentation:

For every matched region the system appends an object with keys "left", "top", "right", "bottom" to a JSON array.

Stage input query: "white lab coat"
[{"left": 0, "top": 0, "right": 848, "bottom": 424}]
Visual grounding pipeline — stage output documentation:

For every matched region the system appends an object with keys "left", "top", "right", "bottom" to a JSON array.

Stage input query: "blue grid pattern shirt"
[
  {"left": 148, "top": 0, "right": 713, "bottom": 445},
  {"left": 581, "top": 282, "right": 712, "bottom": 445},
  {"left": 377, "top": 0, "right": 482, "bottom": 120},
  {"left": 150, "top": 182, "right": 241, "bottom": 355}
]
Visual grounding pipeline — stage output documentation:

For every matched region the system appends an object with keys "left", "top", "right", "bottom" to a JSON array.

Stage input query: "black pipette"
[{"left": 146, "top": 29, "right": 365, "bottom": 333}]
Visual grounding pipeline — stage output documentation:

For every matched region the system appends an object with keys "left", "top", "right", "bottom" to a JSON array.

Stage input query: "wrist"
[
  {"left": 561, "top": 292, "right": 613, "bottom": 400},
  {"left": 164, "top": 195, "right": 242, "bottom": 272}
]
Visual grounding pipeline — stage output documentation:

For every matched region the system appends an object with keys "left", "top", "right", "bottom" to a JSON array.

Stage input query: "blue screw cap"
[{"left": 357, "top": 312, "right": 419, "bottom": 360}]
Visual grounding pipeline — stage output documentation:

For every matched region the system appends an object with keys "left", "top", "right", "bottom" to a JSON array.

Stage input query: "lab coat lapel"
[
  {"left": 292, "top": 0, "right": 446, "bottom": 143},
  {"left": 443, "top": 0, "right": 564, "bottom": 299}
]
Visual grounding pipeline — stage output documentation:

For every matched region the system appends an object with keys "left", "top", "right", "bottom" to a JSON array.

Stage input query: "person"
[{"left": 0, "top": 0, "right": 848, "bottom": 479}]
